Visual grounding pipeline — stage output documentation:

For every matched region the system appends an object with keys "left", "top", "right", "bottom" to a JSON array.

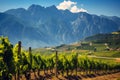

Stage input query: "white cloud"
[
  {"left": 57, "top": 0, "right": 76, "bottom": 10},
  {"left": 57, "top": 0, "right": 87, "bottom": 13},
  {"left": 71, "top": 6, "right": 87, "bottom": 13}
]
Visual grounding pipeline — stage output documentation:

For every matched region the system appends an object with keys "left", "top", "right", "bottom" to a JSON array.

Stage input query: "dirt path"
[
  {"left": 17, "top": 71, "right": 120, "bottom": 80},
  {"left": 88, "top": 55, "right": 116, "bottom": 60},
  {"left": 88, "top": 55, "right": 120, "bottom": 62},
  {"left": 82, "top": 72, "right": 120, "bottom": 80},
  {"left": 46, "top": 72, "right": 120, "bottom": 80}
]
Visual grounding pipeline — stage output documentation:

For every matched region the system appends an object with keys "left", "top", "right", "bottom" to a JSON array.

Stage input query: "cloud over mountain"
[
  {"left": 57, "top": 0, "right": 87, "bottom": 13},
  {"left": 70, "top": 6, "right": 87, "bottom": 13}
]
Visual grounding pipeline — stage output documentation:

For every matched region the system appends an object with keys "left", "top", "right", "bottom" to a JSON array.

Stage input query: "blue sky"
[{"left": 0, "top": 0, "right": 120, "bottom": 17}]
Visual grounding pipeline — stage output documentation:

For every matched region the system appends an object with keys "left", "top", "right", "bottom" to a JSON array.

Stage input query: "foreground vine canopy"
[{"left": 0, "top": 36, "right": 120, "bottom": 80}]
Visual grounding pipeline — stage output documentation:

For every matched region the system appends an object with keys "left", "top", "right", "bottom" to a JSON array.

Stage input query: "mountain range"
[{"left": 0, "top": 4, "right": 120, "bottom": 48}]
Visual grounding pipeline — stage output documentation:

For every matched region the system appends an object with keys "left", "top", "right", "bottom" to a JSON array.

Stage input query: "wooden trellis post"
[
  {"left": 76, "top": 53, "right": 78, "bottom": 76},
  {"left": 29, "top": 47, "right": 32, "bottom": 68},
  {"left": 29, "top": 47, "right": 32, "bottom": 77},
  {"left": 17, "top": 41, "right": 21, "bottom": 80},
  {"left": 55, "top": 50, "right": 58, "bottom": 77}
]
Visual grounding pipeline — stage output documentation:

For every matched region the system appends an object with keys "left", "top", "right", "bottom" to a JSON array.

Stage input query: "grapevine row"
[{"left": 0, "top": 37, "right": 120, "bottom": 80}]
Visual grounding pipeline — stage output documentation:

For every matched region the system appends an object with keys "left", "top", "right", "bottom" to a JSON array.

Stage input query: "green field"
[{"left": 32, "top": 42, "right": 120, "bottom": 58}]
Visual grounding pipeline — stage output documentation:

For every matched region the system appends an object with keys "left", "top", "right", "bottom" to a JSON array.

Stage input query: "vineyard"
[{"left": 0, "top": 37, "right": 120, "bottom": 80}]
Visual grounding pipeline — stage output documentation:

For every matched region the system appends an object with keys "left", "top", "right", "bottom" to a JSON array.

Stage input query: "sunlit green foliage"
[{"left": 0, "top": 36, "right": 120, "bottom": 79}]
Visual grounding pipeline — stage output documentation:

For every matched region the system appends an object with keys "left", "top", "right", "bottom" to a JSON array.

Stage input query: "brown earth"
[
  {"left": 14, "top": 71, "right": 120, "bottom": 80},
  {"left": 52, "top": 72, "right": 120, "bottom": 80},
  {"left": 82, "top": 72, "right": 120, "bottom": 80}
]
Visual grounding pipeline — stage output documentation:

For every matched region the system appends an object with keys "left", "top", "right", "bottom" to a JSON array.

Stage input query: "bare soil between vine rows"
[{"left": 13, "top": 71, "right": 120, "bottom": 80}]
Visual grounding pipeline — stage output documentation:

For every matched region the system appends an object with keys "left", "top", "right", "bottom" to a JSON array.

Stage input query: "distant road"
[
  {"left": 79, "top": 55, "right": 120, "bottom": 62},
  {"left": 87, "top": 55, "right": 117, "bottom": 60}
]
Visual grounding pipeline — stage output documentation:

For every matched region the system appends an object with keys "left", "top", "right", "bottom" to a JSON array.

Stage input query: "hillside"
[
  {"left": 32, "top": 31, "right": 120, "bottom": 58},
  {"left": 84, "top": 31, "right": 120, "bottom": 49}
]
